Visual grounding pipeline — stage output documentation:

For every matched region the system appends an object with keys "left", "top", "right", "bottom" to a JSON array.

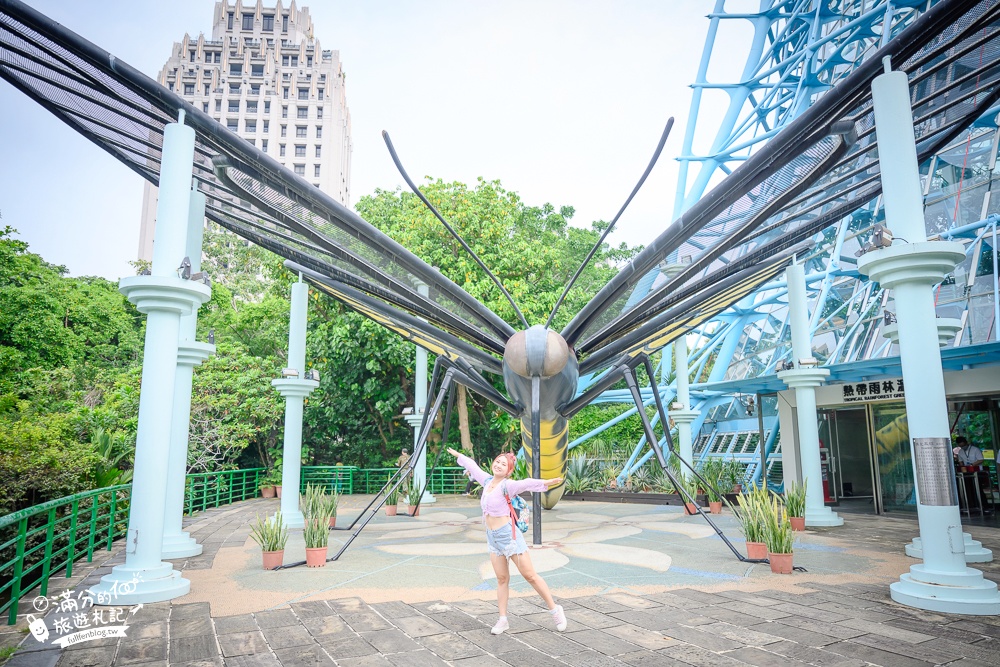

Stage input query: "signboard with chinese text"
[{"left": 841, "top": 379, "right": 904, "bottom": 403}]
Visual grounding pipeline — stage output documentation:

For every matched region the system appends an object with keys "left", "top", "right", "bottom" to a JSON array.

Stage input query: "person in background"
[{"left": 954, "top": 436, "right": 985, "bottom": 466}]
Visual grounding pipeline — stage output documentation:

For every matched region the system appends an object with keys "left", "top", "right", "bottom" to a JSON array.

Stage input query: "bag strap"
[{"left": 501, "top": 482, "right": 518, "bottom": 539}]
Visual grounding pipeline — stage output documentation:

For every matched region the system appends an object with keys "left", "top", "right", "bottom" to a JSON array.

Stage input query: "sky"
[{"left": 0, "top": 1, "right": 748, "bottom": 279}]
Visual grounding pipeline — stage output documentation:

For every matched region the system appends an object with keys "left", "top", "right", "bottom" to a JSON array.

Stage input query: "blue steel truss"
[{"left": 581, "top": 1, "right": 1000, "bottom": 488}]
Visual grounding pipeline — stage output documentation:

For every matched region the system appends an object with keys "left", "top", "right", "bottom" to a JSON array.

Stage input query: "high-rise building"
[{"left": 138, "top": 0, "right": 352, "bottom": 261}]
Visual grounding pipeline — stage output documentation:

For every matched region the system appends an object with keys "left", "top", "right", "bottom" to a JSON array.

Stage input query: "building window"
[
  {"left": 314, "top": 164, "right": 321, "bottom": 178},
  {"left": 290, "top": 55, "right": 298, "bottom": 67},
  {"left": 229, "top": 84, "right": 240, "bottom": 95},
  {"left": 294, "top": 164, "right": 305, "bottom": 176},
  {"left": 318, "top": 88, "right": 324, "bottom": 101},
  {"left": 279, "top": 144, "right": 286, "bottom": 156},
  {"left": 230, "top": 64, "right": 242, "bottom": 76},
  {"left": 189, "top": 50, "right": 196, "bottom": 63},
  {"left": 282, "top": 14, "right": 288, "bottom": 32},
  {"left": 215, "top": 99, "right": 222, "bottom": 112},
  {"left": 315, "top": 145, "right": 321, "bottom": 158},
  {"left": 246, "top": 120, "right": 257, "bottom": 133},
  {"left": 315, "top": 126, "right": 322, "bottom": 139},
  {"left": 263, "top": 120, "right": 269, "bottom": 133},
  {"left": 316, "top": 107, "right": 323, "bottom": 119},
  {"left": 297, "top": 107, "right": 308, "bottom": 119},
  {"left": 263, "top": 14, "right": 274, "bottom": 31},
  {"left": 227, "top": 12, "right": 234, "bottom": 29},
  {"left": 295, "top": 145, "right": 306, "bottom": 157},
  {"left": 205, "top": 53, "right": 212, "bottom": 64},
  {"left": 283, "top": 87, "right": 289, "bottom": 99},
  {"left": 307, "top": 55, "right": 313, "bottom": 67},
  {"left": 183, "top": 83, "right": 194, "bottom": 95},
  {"left": 229, "top": 101, "right": 239, "bottom": 113},
  {"left": 296, "top": 125, "right": 307, "bottom": 138},
  {"left": 247, "top": 103, "right": 258, "bottom": 114},
  {"left": 203, "top": 84, "right": 210, "bottom": 95},
  {"left": 202, "top": 102, "right": 209, "bottom": 112},
  {"left": 227, "top": 119, "right": 238, "bottom": 132},
  {"left": 214, "top": 52, "right": 221, "bottom": 63},
  {"left": 282, "top": 106, "right": 288, "bottom": 118},
  {"left": 281, "top": 55, "right": 289, "bottom": 67},
  {"left": 242, "top": 14, "right": 254, "bottom": 31},
  {"left": 251, "top": 64, "right": 264, "bottom": 77},
  {"left": 280, "top": 125, "right": 286, "bottom": 137},
  {"left": 264, "top": 101, "right": 271, "bottom": 113},
  {"left": 262, "top": 139, "right": 268, "bottom": 152},
  {"left": 298, "top": 88, "right": 308, "bottom": 100}
]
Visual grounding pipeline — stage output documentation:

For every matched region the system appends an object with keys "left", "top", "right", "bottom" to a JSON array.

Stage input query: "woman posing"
[{"left": 448, "top": 447, "right": 567, "bottom": 635}]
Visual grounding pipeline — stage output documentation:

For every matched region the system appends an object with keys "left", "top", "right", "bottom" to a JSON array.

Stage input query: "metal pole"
[{"left": 757, "top": 392, "right": 767, "bottom": 488}]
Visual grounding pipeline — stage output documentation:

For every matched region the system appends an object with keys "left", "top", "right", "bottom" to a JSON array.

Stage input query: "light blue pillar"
[
  {"left": 272, "top": 278, "right": 318, "bottom": 528},
  {"left": 90, "top": 116, "right": 210, "bottom": 604},
  {"left": 777, "top": 262, "right": 842, "bottom": 527},
  {"left": 404, "top": 282, "right": 434, "bottom": 502},
  {"left": 162, "top": 188, "right": 215, "bottom": 559},
  {"left": 668, "top": 335, "right": 698, "bottom": 478},
  {"left": 859, "top": 60, "right": 1000, "bottom": 614}
]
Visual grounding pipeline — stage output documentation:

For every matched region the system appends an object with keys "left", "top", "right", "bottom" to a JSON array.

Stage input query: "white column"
[
  {"left": 858, "top": 60, "right": 1000, "bottom": 614},
  {"left": 410, "top": 282, "right": 434, "bottom": 502},
  {"left": 778, "top": 262, "right": 842, "bottom": 526},
  {"left": 881, "top": 325, "right": 992, "bottom": 564},
  {"left": 162, "top": 189, "right": 214, "bottom": 559},
  {"left": 273, "top": 279, "right": 318, "bottom": 529},
  {"left": 668, "top": 335, "right": 698, "bottom": 478},
  {"left": 90, "top": 119, "right": 210, "bottom": 604}
]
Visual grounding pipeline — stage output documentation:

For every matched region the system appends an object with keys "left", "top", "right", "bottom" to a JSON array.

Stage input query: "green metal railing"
[
  {"left": 0, "top": 485, "right": 130, "bottom": 625},
  {"left": 299, "top": 466, "right": 357, "bottom": 494},
  {"left": 0, "top": 465, "right": 470, "bottom": 625},
  {"left": 184, "top": 468, "right": 265, "bottom": 515},
  {"left": 298, "top": 466, "right": 467, "bottom": 495}
]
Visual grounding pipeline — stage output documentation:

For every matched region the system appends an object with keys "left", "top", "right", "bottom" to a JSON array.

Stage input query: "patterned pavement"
[{"left": 3, "top": 495, "right": 1000, "bottom": 666}]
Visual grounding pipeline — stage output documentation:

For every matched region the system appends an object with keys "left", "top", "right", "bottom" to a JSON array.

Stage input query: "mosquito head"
[{"left": 504, "top": 325, "right": 571, "bottom": 378}]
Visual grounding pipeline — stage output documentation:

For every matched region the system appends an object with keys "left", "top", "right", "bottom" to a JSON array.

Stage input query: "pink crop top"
[{"left": 455, "top": 454, "right": 548, "bottom": 518}]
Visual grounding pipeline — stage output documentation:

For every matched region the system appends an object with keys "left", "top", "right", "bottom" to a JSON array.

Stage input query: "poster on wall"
[{"left": 841, "top": 379, "right": 905, "bottom": 403}]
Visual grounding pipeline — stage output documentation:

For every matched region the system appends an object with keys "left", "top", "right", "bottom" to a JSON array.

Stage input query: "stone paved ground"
[{"left": 3, "top": 496, "right": 1000, "bottom": 667}]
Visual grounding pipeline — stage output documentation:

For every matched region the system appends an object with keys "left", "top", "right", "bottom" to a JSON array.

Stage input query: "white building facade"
[{"left": 139, "top": 0, "right": 352, "bottom": 260}]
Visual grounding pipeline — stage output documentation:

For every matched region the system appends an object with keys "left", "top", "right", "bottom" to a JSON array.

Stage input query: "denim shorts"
[{"left": 485, "top": 523, "right": 527, "bottom": 558}]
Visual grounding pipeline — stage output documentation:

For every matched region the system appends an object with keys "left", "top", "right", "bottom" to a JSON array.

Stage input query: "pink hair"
[{"left": 493, "top": 452, "right": 517, "bottom": 478}]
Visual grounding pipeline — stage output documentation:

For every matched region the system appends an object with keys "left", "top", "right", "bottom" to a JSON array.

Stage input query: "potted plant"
[
  {"left": 700, "top": 459, "right": 724, "bottom": 514},
  {"left": 723, "top": 459, "right": 746, "bottom": 494},
  {"left": 325, "top": 490, "right": 339, "bottom": 528},
  {"left": 407, "top": 484, "right": 423, "bottom": 516},
  {"left": 681, "top": 475, "right": 700, "bottom": 515},
  {"left": 763, "top": 493, "right": 794, "bottom": 574},
  {"left": 385, "top": 486, "right": 400, "bottom": 516},
  {"left": 784, "top": 481, "right": 806, "bottom": 531},
  {"left": 249, "top": 512, "right": 287, "bottom": 570},
  {"left": 301, "top": 485, "right": 331, "bottom": 567},
  {"left": 728, "top": 486, "right": 768, "bottom": 560},
  {"left": 259, "top": 477, "right": 276, "bottom": 499}
]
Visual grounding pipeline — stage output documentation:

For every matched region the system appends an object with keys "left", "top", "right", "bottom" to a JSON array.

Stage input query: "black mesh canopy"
[{"left": 1, "top": 0, "right": 994, "bottom": 378}]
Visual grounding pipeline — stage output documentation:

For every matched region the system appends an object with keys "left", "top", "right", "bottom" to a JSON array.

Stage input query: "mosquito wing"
[{"left": 564, "top": 0, "right": 1000, "bottom": 359}]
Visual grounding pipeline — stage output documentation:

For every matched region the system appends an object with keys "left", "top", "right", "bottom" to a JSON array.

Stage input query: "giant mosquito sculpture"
[{"left": 4, "top": 0, "right": 1000, "bottom": 566}]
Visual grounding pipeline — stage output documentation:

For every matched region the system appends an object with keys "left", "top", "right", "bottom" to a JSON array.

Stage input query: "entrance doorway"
[{"left": 819, "top": 407, "right": 876, "bottom": 513}]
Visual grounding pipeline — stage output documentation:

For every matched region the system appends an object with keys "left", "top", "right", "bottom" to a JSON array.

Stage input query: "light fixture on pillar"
[
  {"left": 884, "top": 309, "right": 897, "bottom": 326},
  {"left": 778, "top": 360, "right": 795, "bottom": 372},
  {"left": 177, "top": 256, "right": 192, "bottom": 280},
  {"left": 855, "top": 223, "right": 896, "bottom": 256},
  {"left": 281, "top": 368, "right": 299, "bottom": 378},
  {"left": 305, "top": 369, "right": 320, "bottom": 382},
  {"left": 745, "top": 396, "right": 755, "bottom": 416},
  {"left": 208, "top": 329, "right": 215, "bottom": 344},
  {"left": 189, "top": 271, "right": 211, "bottom": 286}
]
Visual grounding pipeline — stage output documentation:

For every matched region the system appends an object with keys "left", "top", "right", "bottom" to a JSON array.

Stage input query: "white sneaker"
[
  {"left": 491, "top": 616, "right": 509, "bottom": 635},
  {"left": 551, "top": 605, "right": 567, "bottom": 632}
]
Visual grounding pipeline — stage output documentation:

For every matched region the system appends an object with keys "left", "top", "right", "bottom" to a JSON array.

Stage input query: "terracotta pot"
[
  {"left": 385, "top": 505, "right": 398, "bottom": 516},
  {"left": 260, "top": 486, "right": 276, "bottom": 499},
  {"left": 305, "top": 547, "right": 328, "bottom": 567},
  {"left": 408, "top": 505, "right": 420, "bottom": 517},
  {"left": 275, "top": 485, "right": 283, "bottom": 499},
  {"left": 769, "top": 552, "right": 793, "bottom": 574},
  {"left": 746, "top": 541, "right": 768, "bottom": 560},
  {"left": 709, "top": 501, "right": 723, "bottom": 514},
  {"left": 329, "top": 515, "right": 337, "bottom": 528},
  {"left": 732, "top": 484, "right": 743, "bottom": 494},
  {"left": 789, "top": 516, "right": 806, "bottom": 531},
  {"left": 261, "top": 550, "right": 283, "bottom": 570},
  {"left": 684, "top": 502, "right": 699, "bottom": 515}
]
